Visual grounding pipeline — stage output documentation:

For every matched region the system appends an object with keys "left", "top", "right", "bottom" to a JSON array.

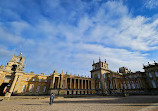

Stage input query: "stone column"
[
  {"left": 78, "top": 79, "right": 80, "bottom": 89},
  {"left": 65, "top": 77, "right": 67, "bottom": 89},
  {"left": 9, "top": 75, "right": 18, "bottom": 93},
  {"left": 85, "top": 80, "right": 87, "bottom": 89},
  {"left": 49, "top": 76, "right": 53, "bottom": 89},
  {"left": 13, "top": 75, "right": 23, "bottom": 93},
  {"left": 88, "top": 80, "right": 90, "bottom": 89},
  {"left": 81, "top": 79, "right": 83, "bottom": 89},
  {"left": 58, "top": 76, "right": 60, "bottom": 88},
  {"left": 52, "top": 76, "right": 55, "bottom": 88},
  {"left": 70, "top": 78, "right": 72, "bottom": 89},
  {"left": 74, "top": 79, "right": 76, "bottom": 89},
  {"left": 60, "top": 75, "right": 63, "bottom": 89},
  {"left": 4, "top": 74, "right": 19, "bottom": 100}
]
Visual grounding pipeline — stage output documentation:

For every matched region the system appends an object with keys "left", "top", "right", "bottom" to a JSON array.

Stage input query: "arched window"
[
  {"left": 43, "top": 86, "right": 46, "bottom": 92},
  {"left": 149, "top": 72, "right": 153, "bottom": 78},
  {"left": 29, "top": 84, "right": 34, "bottom": 92},
  {"left": 132, "top": 82, "right": 135, "bottom": 89},
  {"left": 98, "top": 73, "right": 100, "bottom": 79},
  {"left": 22, "top": 85, "right": 26, "bottom": 92},
  {"left": 36, "top": 86, "right": 40, "bottom": 92},
  {"left": 128, "top": 81, "right": 131, "bottom": 89},
  {"left": 155, "top": 72, "right": 158, "bottom": 77},
  {"left": 152, "top": 80, "right": 156, "bottom": 88}
]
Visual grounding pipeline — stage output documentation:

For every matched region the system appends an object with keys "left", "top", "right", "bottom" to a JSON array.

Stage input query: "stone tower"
[
  {"left": 90, "top": 58, "right": 110, "bottom": 95},
  {"left": 4, "top": 53, "right": 25, "bottom": 100},
  {"left": 5, "top": 53, "right": 25, "bottom": 72}
]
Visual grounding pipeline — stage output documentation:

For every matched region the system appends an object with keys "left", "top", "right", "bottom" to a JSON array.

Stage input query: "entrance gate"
[{"left": 0, "top": 83, "right": 9, "bottom": 96}]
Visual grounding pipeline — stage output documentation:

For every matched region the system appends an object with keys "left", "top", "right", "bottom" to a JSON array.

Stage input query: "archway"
[
  {"left": 0, "top": 83, "right": 9, "bottom": 96},
  {"left": 11, "top": 64, "right": 17, "bottom": 71}
]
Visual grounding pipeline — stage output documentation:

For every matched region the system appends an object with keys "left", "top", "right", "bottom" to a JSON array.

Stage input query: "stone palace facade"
[{"left": 0, "top": 53, "right": 158, "bottom": 98}]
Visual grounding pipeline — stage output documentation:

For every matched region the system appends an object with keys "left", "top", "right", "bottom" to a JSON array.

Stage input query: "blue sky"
[{"left": 1, "top": 0, "right": 158, "bottom": 76}]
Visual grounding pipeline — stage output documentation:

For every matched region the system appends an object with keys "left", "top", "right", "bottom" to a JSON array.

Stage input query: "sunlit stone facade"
[
  {"left": 0, "top": 53, "right": 158, "bottom": 99},
  {"left": 143, "top": 62, "right": 158, "bottom": 93},
  {"left": 91, "top": 58, "right": 148, "bottom": 95}
]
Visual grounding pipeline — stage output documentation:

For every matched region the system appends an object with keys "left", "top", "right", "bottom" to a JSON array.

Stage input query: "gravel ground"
[{"left": 0, "top": 96, "right": 158, "bottom": 111}]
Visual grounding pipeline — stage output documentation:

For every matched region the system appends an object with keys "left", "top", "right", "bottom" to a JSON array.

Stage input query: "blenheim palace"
[{"left": 0, "top": 53, "right": 158, "bottom": 99}]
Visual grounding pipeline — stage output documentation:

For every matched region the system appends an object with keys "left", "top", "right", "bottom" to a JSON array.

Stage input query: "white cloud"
[
  {"left": 144, "top": 0, "right": 158, "bottom": 9},
  {"left": 0, "top": 0, "right": 158, "bottom": 76},
  {"left": 74, "top": 43, "right": 149, "bottom": 72},
  {"left": 75, "top": 1, "right": 158, "bottom": 51},
  {"left": 0, "top": 21, "right": 35, "bottom": 45}
]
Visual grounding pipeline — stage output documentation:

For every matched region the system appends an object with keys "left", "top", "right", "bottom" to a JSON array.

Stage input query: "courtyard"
[{"left": 0, "top": 95, "right": 158, "bottom": 111}]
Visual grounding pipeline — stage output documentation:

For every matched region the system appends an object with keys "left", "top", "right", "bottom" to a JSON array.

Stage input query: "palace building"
[{"left": 0, "top": 53, "right": 158, "bottom": 99}]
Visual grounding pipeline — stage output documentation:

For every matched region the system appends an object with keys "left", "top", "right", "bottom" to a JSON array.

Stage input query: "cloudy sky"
[{"left": 0, "top": 0, "right": 158, "bottom": 76}]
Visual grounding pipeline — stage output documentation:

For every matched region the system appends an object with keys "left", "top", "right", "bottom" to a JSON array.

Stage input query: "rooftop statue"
[{"left": 0, "top": 65, "right": 4, "bottom": 69}]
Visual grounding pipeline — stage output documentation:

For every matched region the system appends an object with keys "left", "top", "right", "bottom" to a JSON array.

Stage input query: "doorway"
[
  {"left": 67, "top": 91, "right": 69, "bottom": 95},
  {"left": 0, "top": 83, "right": 9, "bottom": 96}
]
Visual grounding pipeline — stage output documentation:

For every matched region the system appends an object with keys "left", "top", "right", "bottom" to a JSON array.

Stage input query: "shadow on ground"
[
  {"left": 21, "top": 104, "right": 44, "bottom": 105},
  {"left": 41, "top": 96, "right": 158, "bottom": 104},
  {"left": 18, "top": 96, "right": 158, "bottom": 107}
]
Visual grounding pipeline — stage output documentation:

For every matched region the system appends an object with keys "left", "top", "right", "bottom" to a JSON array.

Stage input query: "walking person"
[{"left": 49, "top": 93, "right": 54, "bottom": 105}]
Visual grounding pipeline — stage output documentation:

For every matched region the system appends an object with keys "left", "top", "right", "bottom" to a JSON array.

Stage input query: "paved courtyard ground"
[{"left": 0, "top": 96, "right": 158, "bottom": 111}]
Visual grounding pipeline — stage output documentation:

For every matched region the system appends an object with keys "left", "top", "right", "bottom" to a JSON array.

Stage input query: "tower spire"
[
  {"left": 99, "top": 57, "right": 101, "bottom": 62},
  {"left": 93, "top": 60, "right": 95, "bottom": 64}
]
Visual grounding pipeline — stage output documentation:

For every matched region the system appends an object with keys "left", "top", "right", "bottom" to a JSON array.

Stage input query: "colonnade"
[
  {"left": 50, "top": 76, "right": 91, "bottom": 90},
  {"left": 104, "top": 79, "right": 145, "bottom": 90}
]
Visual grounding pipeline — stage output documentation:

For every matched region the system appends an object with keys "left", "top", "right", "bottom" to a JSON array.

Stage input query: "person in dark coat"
[{"left": 49, "top": 93, "right": 54, "bottom": 105}]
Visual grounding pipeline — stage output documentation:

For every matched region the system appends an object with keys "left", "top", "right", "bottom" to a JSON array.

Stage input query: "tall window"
[
  {"left": 121, "top": 84, "right": 123, "bottom": 89},
  {"left": 124, "top": 83, "right": 127, "bottom": 89},
  {"left": 36, "top": 86, "right": 40, "bottom": 92},
  {"left": 29, "top": 84, "right": 34, "bottom": 92},
  {"left": 149, "top": 72, "right": 152, "bottom": 78},
  {"left": 43, "top": 86, "right": 46, "bottom": 92},
  {"left": 155, "top": 72, "right": 158, "bottom": 77},
  {"left": 105, "top": 82, "right": 107, "bottom": 89},
  {"left": 22, "top": 85, "right": 26, "bottom": 92},
  {"left": 128, "top": 81, "right": 131, "bottom": 89},
  {"left": 132, "top": 82, "right": 135, "bottom": 89},
  {"left": 104, "top": 73, "right": 106, "bottom": 78},
  {"left": 26, "top": 78, "right": 29, "bottom": 81},
  {"left": 113, "top": 80, "right": 116, "bottom": 89},
  {"left": 39, "top": 79, "right": 41, "bottom": 82},
  {"left": 92, "top": 74, "right": 94, "bottom": 78},
  {"left": 152, "top": 80, "right": 156, "bottom": 88},
  {"left": 136, "top": 82, "right": 139, "bottom": 89},
  {"left": 99, "top": 82, "right": 101, "bottom": 89},
  {"left": 134, "top": 75, "right": 137, "bottom": 78},
  {"left": 138, "top": 81, "right": 142, "bottom": 88},
  {"left": 44, "top": 79, "right": 47, "bottom": 82},
  {"left": 32, "top": 78, "right": 35, "bottom": 81},
  {"left": 98, "top": 73, "right": 100, "bottom": 79}
]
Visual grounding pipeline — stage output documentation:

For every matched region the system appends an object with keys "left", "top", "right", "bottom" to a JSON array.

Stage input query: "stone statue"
[
  {"left": 10, "top": 54, "right": 16, "bottom": 62},
  {"left": 20, "top": 56, "right": 25, "bottom": 65},
  {"left": 0, "top": 65, "right": 4, "bottom": 69}
]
